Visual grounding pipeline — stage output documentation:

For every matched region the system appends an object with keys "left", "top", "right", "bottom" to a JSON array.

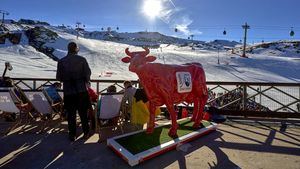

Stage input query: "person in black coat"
[{"left": 56, "top": 42, "right": 91, "bottom": 141}]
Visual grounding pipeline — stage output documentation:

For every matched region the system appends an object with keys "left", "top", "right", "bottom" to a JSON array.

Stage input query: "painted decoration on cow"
[
  {"left": 121, "top": 47, "right": 208, "bottom": 138},
  {"left": 176, "top": 72, "right": 192, "bottom": 93}
]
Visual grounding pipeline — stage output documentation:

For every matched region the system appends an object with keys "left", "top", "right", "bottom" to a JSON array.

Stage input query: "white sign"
[
  {"left": 176, "top": 72, "right": 192, "bottom": 93},
  {"left": 0, "top": 96, "right": 10, "bottom": 103}
]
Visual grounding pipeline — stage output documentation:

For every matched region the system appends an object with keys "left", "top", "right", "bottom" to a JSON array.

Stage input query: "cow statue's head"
[{"left": 121, "top": 47, "right": 156, "bottom": 72}]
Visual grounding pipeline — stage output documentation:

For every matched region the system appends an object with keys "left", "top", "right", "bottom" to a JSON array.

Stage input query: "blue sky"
[{"left": 2, "top": 0, "right": 300, "bottom": 42}]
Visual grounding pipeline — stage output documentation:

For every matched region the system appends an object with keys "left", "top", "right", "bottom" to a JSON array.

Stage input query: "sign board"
[{"left": 176, "top": 72, "right": 192, "bottom": 93}]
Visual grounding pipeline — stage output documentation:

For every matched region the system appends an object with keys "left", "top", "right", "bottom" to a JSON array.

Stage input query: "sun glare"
[{"left": 143, "top": 0, "right": 163, "bottom": 19}]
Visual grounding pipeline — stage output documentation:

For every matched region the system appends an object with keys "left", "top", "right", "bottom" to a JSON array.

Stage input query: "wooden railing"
[
  {"left": 11, "top": 78, "right": 300, "bottom": 118},
  {"left": 206, "top": 82, "right": 300, "bottom": 118},
  {"left": 11, "top": 78, "right": 139, "bottom": 93}
]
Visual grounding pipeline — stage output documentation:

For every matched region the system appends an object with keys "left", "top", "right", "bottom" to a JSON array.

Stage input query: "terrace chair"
[
  {"left": 0, "top": 89, "right": 22, "bottom": 133},
  {"left": 58, "top": 91, "right": 63, "bottom": 99},
  {"left": 8, "top": 87, "right": 35, "bottom": 131},
  {"left": 20, "top": 90, "right": 57, "bottom": 132},
  {"left": 23, "top": 91, "right": 54, "bottom": 119},
  {"left": 9, "top": 86, "right": 35, "bottom": 118},
  {"left": 0, "top": 90, "right": 20, "bottom": 114},
  {"left": 42, "top": 86, "right": 64, "bottom": 120},
  {"left": 96, "top": 93, "right": 125, "bottom": 141}
]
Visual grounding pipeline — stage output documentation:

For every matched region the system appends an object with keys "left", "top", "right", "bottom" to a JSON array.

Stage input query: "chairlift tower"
[
  {"left": 75, "top": 22, "right": 85, "bottom": 39},
  {"left": 217, "top": 46, "right": 220, "bottom": 65},
  {"left": 242, "top": 22, "right": 250, "bottom": 57},
  {"left": 0, "top": 10, "right": 9, "bottom": 24},
  {"left": 190, "top": 35, "right": 194, "bottom": 41}
]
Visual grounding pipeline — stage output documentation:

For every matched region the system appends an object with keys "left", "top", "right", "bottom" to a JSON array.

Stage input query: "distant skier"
[{"left": 56, "top": 42, "right": 91, "bottom": 142}]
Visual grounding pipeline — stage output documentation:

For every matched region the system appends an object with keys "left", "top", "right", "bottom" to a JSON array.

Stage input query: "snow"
[
  {"left": 0, "top": 23, "right": 300, "bottom": 82},
  {"left": 0, "top": 45, "right": 57, "bottom": 78}
]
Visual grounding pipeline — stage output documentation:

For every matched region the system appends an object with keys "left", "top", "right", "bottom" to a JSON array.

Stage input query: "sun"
[{"left": 142, "top": 0, "right": 163, "bottom": 19}]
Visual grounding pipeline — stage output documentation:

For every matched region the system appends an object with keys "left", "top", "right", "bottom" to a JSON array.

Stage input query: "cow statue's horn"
[
  {"left": 143, "top": 47, "right": 150, "bottom": 55},
  {"left": 125, "top": 48, "right": 132, "bottom": 57}
]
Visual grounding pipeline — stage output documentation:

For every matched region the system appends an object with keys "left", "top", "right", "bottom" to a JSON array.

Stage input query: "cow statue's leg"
[
  {"left": 191, "top": 98, "right": 199, "bottom": 122},
  {"left": 166, "top": 103, "right": 178, "bottom": 138},
  {"left": 193, "top": 97, "right": 206, "bottom": 128},
  {"left": 146, "top": 102, "right": 156, "bottom": 134}
]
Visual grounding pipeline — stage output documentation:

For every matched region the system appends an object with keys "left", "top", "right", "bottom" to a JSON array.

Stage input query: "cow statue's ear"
[
  {"left": 146, "top": 56, "right": 156, "bottom": 62},
  {"left": 121, "top": 57, "right": 131, "bottom": 63}
]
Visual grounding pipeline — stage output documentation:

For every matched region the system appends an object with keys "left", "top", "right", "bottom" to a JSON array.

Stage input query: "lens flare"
[{"left": 142, "top": 0, "right": 163, "bottom": 19}]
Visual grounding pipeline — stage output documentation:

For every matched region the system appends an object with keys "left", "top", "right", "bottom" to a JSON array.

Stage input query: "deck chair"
[
  {"left": 96, "top": 93, "right": 124, "bottom": 141},
  {"left": 58, "top": 91, "right": 63, "bottom": 99},
  {"left": 0, "top": 90, "right": 22, "bottom": 133},
  {"left": 21, "top": 90, "right": 58, "bottom": 132},
  {"left": 42, "top": 87, "right": 64, "bottom": 120},
  {"left": 23, "top": 91, "right": 54, "bottom": 119},
  {"left": 0, "top": 90, "right": 20, "bottom": 114},
  {"left": 8, "top": 87, "right": 35, "bottom": 130},
  {"left": 9, "top": 86, "right": 31, "bottom": 112}
]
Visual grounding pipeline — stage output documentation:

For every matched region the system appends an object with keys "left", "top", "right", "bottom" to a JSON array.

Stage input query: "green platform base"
[{"left": 107, "top": 118, "right": 218, "bottom": 166}]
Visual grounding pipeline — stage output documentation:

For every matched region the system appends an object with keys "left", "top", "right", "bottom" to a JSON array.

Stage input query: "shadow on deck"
[{"left": 0, "top": 118, "right": 299, "bottom": 169}]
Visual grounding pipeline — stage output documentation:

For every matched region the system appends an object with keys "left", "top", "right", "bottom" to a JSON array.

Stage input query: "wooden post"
[
  {"left": 242, "top": 84, "right": 247, "bottom": 111},
  {"left": 33, "top": 80, "right": 36, "bottom": 90},
  {"left": 96, "top": 82, "right": 99, "bottom": 94}
]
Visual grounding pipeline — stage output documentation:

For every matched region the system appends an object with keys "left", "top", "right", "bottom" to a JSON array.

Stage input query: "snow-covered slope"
[
  {"left": 0, "top": 45, "right": 57, "bottom": 77},
  {"left": 1, "top": 21, "right": 300, "bottom": 82},
  {"left": 234, "top": 41, "right": 300, "bottom": 58}
]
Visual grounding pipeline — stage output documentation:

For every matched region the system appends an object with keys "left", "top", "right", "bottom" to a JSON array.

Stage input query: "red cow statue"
[{"left": 121, "top": 47, "right": 208, "bottom": 137}]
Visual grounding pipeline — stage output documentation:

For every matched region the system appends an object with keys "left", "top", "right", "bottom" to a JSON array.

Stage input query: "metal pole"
[
  {"left": 242, "top": 22, "right": 250, "bottom": 57},
  {"left": 217, "top": 47, "right": 220, "bottom": 64}
]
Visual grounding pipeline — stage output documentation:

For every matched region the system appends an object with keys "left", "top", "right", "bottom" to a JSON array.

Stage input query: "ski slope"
[{"left": 1, "top": 24, "right": 300, "bottom": 82}]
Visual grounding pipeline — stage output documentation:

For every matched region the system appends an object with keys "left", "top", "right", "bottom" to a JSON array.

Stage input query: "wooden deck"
[{"left": 0, "top": 118, "right": 299, "bottom": 169}]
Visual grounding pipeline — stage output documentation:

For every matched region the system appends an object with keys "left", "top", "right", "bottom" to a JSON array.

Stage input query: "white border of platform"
[{"left": 107, "top": 119, "right": 218, "bottom": 166}]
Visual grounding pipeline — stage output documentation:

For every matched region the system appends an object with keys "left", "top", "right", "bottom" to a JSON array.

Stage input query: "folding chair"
[
  {"left": 0, "top": 90, "right": 22, "bottom": 133},
  {"left": 8, "top": 87, "right": 35, "bottom": 130},
  {"left": 22, "top": 91, "right": 54, "bottom": 119},
  {"left": 0, "top": 90, "right": 20, "bottom": 114},
  {"left": 42, "top": 87, "right": 64, "bottom": 120},
  {"left": 21, "top": 90, "right": 58, "bottom": 132},
  {"left": 96, "top": 93, "right": 125, "bottom": 141},
  {"left": 58, "top": 91, "right": 63, "bottom": 99},
  {"left": 9, "top": 86, "right": 31, "bottom": 113}
]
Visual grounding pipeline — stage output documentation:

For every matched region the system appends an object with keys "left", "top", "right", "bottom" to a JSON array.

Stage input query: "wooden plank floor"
[{"left": 0, "top": 118, "right": 299, "bottom": 169}]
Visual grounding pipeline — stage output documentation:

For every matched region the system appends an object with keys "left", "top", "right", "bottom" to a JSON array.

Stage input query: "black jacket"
[{"left": 56, "top": 54, "right": 91, "bottom": 95}]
